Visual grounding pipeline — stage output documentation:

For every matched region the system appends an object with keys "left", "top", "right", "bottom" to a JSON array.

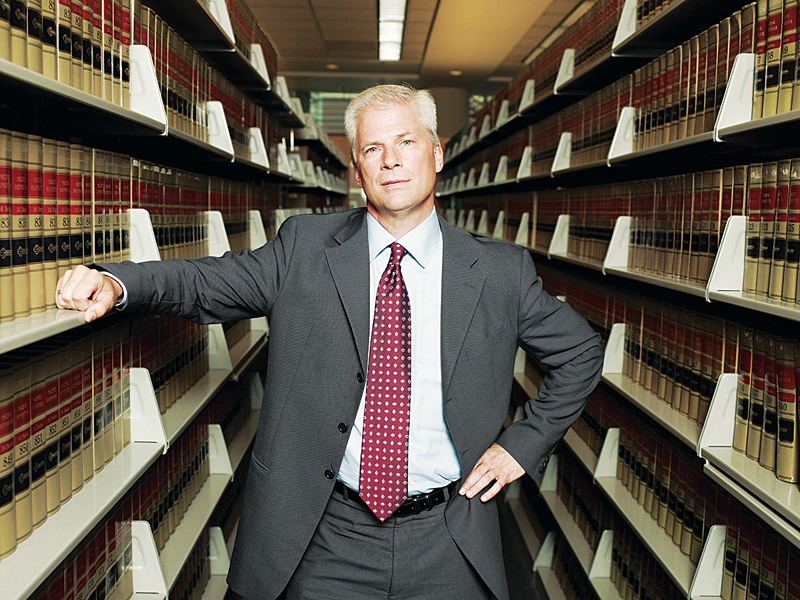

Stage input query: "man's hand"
[
  {"left": 459, "top": 443, "right": 525, "bottom": 503},
  {"left": 55, "top": 265, "right": 124, "bottom": 323}
]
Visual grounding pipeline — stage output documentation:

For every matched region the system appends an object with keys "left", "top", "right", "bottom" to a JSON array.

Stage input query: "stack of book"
[{"left": 547, "top": 530, "right": 599, "bottom": 600}]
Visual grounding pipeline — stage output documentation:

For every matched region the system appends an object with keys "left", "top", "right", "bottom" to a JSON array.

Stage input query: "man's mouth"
[{"left": 382, "top": 179, "right": 409, "bottom": 187}]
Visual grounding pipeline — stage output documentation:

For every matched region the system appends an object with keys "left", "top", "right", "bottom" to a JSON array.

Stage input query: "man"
[{"left": 56, "top": 84, "right": 603, "bottom": 600}]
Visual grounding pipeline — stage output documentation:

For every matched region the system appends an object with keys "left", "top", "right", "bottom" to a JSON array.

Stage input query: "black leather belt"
[{"left": 333, "top": 480, "right": 458, "bottom": 517}]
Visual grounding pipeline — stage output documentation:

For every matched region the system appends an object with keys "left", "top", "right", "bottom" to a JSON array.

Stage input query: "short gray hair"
[{"left": 344, "top": 84, "right": 439, "bottom": 162}]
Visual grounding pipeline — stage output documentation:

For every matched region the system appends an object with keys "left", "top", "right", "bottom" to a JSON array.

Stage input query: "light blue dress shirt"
[{"left": 337, "top": 209, "right": 462, "bottom": 495}]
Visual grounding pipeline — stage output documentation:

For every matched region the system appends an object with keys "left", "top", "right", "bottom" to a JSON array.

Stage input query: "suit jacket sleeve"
[
  {"left": 97, "top": 216, "right": 300, "bottom": 323},
  {"left": 495, "top": 248, "right": 604, "bottom": 477}
]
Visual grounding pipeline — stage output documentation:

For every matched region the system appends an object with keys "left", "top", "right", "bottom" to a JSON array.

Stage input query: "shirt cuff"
[{"left": 100, "top": 271, "right": 129, "bottom": 309}]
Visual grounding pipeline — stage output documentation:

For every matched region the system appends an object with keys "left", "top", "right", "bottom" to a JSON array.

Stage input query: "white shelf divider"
[
  {"left": 551, "top": 133, "right": 572, "bottom": 174},
  {"left": 706, "top": 216, "right": 746, "bottom": 300},
  {"left": 479, "top": 115, "right": 492, "bottom": 139},
  {"left": 248, "top": 209, "right": 268, "bottom": 249},
  {"left": 515, "top": 213, "right": 531, "bottom": 247},
  {"left": 208, "top": 526, "right": 231, "bottom": 577},
  {"left": 478, "top": 162, "right": 491, "bottom": 186},
  {"left": 477, "top": 210, "right": 490, "bottom": 236},
  {"left": 132, "top": 521, "right": 168, "bottom": 600},
  {"left": 160, "top": 425, "right": 233, "bottom": 592},
  {"left": 493, "top": 211, "right": 505, "bottom": 239},
  {"left": 206, "top": 210, "right": 232, "bottom": 257},
  {"left": 696, "top": 374, "right": 737, "bottom": 456},
  {"left": 534, "top": 532, "right": 567, "bottom": 600},
  {"left": 247, "top": 127, "right": 270, "bottom": 169},
  {"left": 129, "top": 208, "right": 162, "bottom": 262},
  {"left": 563, "top": 428, "right": 599, "bottom": 475},
  {"left": 602, "top": 216, "right": 631, "bottom": 274},
  {"left": 206, "top": 101, "right": 235, "bottom": 159},
  {"left": 610, "top": 0, "right": 637, "bottom": 55},
  {"left": 688, "top": 524, "right": 725, "bottom": 600},
  {"left": 554, "top": 49, "right": 576, "bottom": 94},
  {"left": 519, "top": 80, "right": 536, "bottom": 113},
  {"left": 533, "top": 530, "right": 556, "bottom": 571},
  {"left": 592, "top": 429, "right": 696, "bottom": 595},
  {"left": 248, "top": 44, "right": 272, "bottom": 87},
  {"left": 206, "top": 0, "right": 236, "bottom": 44},
  {"left": 495, "top": 155, "right": 510, "bottom": 183},
  {"left": 129, "top": 45, "right": 168, "bottom": 129},
  {"left": 497, "top": 99, "right": 511, "bottom": 125},
  {"left": 601, "top": 323, "right": 703, "bottom": 450},
  {"left": 714, "top": 54, "right": 756, "bottom": 142},
  {"left": 130, "top": 367, "right": 169, "bottom": 452},
  {"left": 607, "top": 107, "right": 636, "bottom": 164},
  {"left": 465, "top": 209, "right": 477, "bottom": 233},
  {"left": 547, "top": 215, "right": 570, "bottom": 259},
  {"left": 517, "top": 146, "right": 533, "bottom": 180},
  {"left": 588, "top": 530, "right": 624, "bottom": 600}
]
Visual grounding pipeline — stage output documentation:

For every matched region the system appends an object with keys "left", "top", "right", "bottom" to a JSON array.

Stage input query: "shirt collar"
[{"left": 366, "top": 208, "right": 441, "bottom": 269}]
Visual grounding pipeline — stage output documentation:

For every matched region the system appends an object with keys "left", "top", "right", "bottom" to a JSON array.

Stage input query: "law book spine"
[
  {"left": 0, "top": 368, "right": 16, "bottom": 558},
  {"left": 80, "top": 340, "right": 92, "bottom": 483},
  {"left": 783, "top": 160, "right": 800, "bottom": 301},
  {"left": 770, "top": 159, "right": 792, "bottom": 299},
  {"left": 691, "top": 468, "right": 706, "bottom": 564},
  {"left": 764, "top": 0, "right": 785, "bottom": 116},
  {"left": 735, "top": 327, "right": 754, "bottom": 453},
  {"left": 0, "top": 130, "right": 12, "bottom": 324},
  {"left": 776, "top": 538, "right": 790, "bottom": 600},
  {"left": 25, "top": 0, "right": 42, "bottom": 73},
  {"left": 749, "top": 519, "right": 765, "bottom": 600},
  {"left": 81, "top": 148, "right": 92, "bottom": 263},
  {"left": 69, "top": 344, "right": 83, "bottom": 494},
  {"left": 734, "top": 511, "right": 752, "bottom": 600},
  {"left": 723, "top": 500, "right": 742, "bottom": 599},
  {"left": 13, "top": 361, "right": 31, "bottom": 543},
  {"left": 10, "top": 0, "right": 27, "bottom": 67},
  {"left": 745, "top": 164, "right": 763, "bottom": 295},
  {"left": 57, "top": 347, "right": 73, "bottom": 506},
  {"left": 28, "top": 357, "right": 46, "bottom": 530},
  {"left": 747, "top": 331, "right": 768, "bottom": 461},
  {"left": 111, "top": 325, "right": 121, "bottom": 456},
  {"left": 694, "top": 31, "right": 709, "bottom": 137},
  {"left": 81, "top": 0, "right": 92, "bottom": 94},
  {"left": 111, "top": 0, "right": 120, "bottom": 106},
  {"left": 43, "top": 350, "right": 59, "bottom": 515},
  {"left": 69, "top": 144, "right": 83, "bottom": 269},
  {"left": 755, "top": 0, "right": 770, "bottom": 118},
  {"left": 703, "top": 24, "right": 719, "bottom": 134},
  {"left": 27, "top": 134, "right": 44, "bottom": 314},
  {"left": 10, "top": 132, "right": 30, "bottom": 319},
  {"left": 69, "top": 0, "right": 82, "bottom": 90},
  {"left": 56, "top": 0, "right": 70, "bottom": 84},
  {"left": 708, "top": 169, "right": 724, "bottom": 284},
  {"left": 42, "top": 138, "right": 57, "bottom": 309},
  {"left": 120, "top": 0, "right": 129, "bottom": 108},
  {"left": 92, "top": 329, "right": 104, "bottom": 474},
  {"left": 762, "top": 528, "right": 779, "bottom": 600},
  {"left": 101, "top": 0, "right": 112, "bottom": 102},
  {"left": 717, "top": 19, "right": 732, "bottom": 128},
  {"left": 779, "top": 0, "right": 798, "bottom": 113},
  {"left": 776, "top": 340, "right": 799, "bottom": 481},
  {"left": 678, "top": 40, "right": 691, "bottom": 141},
  {"left": 90, "top": 0, "right": 100, "bottom": 98},
  {"left": 101, "top": 329, "right": 113, "bottom": 466},
  {"left": 759, "top": 162, "right": 779, "bottom": 297},
  {"left": 696, "top": 170, "right": 712, "bottom": 283},
  {"left": 0, "top": 0, "right": 10, "bottom": 61},
  {"left": 760, "top": 336, "right": 779, "bottom": 471}
]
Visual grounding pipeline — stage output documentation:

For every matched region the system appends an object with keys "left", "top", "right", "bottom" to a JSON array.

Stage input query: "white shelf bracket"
[
  {"left": 207, "top": 0, "right": 236, "bottom": 46},
  {"left": 533, "top": 531, "right": 556, "bottom": 571},
  {"left": 465, "top": 209, "right": 476, "bottom": 233},
  {"left": 479, "top": 115, "right": 492, "bottom": 139},
  {"left": 495, "top": 155, "right": 509, "bottom": 183},
  {"left": 493, "top": 211, "right": 505, "bottom": 240},
  {"left": 478, "top": 162, "right": 491, "bottom": 187},
  {"left": 497, "top": 99, "right": 510, "bottom": 125},
  {"left": 476, "top": 210, "right": 490, "bottom": 236},
  {"left": 608, "top": 106, "right": 636, "bottom": 164},
  {"left": 129, "top": 208, "right": 161, "bottom": 262},
  {"left": 206, "top": 101, "right": 235, "bottom": 159},
  {"left": 208, "top": 424, "right": 234, "bottom": 479},
  {"left": 208, "top": 527, "right": 231, "bottom": 576},
  {"left": 602, "top": 216, "right": 631, "bottom": 274},
  {"left": 697, "top": 374, "right": 738, "bottom": 457},
  {"left": 466, "top": 167, "right": 477, "bottom": 189},
  {"left": 129, "top": 367, "right": 168, "bottom": 453},
  {"left": 554, "top": 49, "right": 575, "bottom": 94},
  {"left": 603, "top": 323, "right": 625, "bottom": 376},
  {"left": 248, "top": 209, "right": 268, "bottom": 249},
  {"left": 689, "top": 525, "right": 726, "bottom": 600},
  {"left": 706, "top": 216, "right": 746, "bottom": 300},
  {"left": 248, "top": 128, "right": 270, "bottom": 169},
  {"left": 588, "top": 530, "right": 614, "bottom": 579},
  {"left": 249, "top": 44, "right": 271, "bottom": 87},
  {"left": 551, "top": 132, "right": 572, "bottom": 174},
  {"left": 715, "top": 53, "right": 756, "bottom": 142},
  {"left": 519, "top": 80, "right": 536, "bottom": 112},
  {"left": 129, "top": 45, "right": 167, "bottom": 132},
  {"left": 208, "top": 324, "right": 234, "bottom": 371},
  {"left": 547, "top": 214, "right": 570, "bottom": 258},
  {"left": 611, "top": 0, "right": 638, "bottom": 56},
  {"left": 205, "top": 210, "right": 232, "bottom": 257},
  {"left": 276, "top": 143, "right": 292, "bottom": 175},
  {"left": 515, "top": 213, "right": 530, "bottom": 247},
  {"left": 456, "top": 209, "right": 466, "bottom": 229},
  {"left": 131, "top": 521, "right": 168, "bottom": 599},
  {"left": 517, "top": 147, "right": 533, "bottom": 180},
  {"left": 594, "top": 428, "right": 620, "bottom": 481},
  {"left": 246, "top": 371, "right": 264, "bottom": 411}
]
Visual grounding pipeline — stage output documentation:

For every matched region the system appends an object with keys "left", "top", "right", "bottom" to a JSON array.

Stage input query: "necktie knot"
[{"left": 389, "top": 242, "right": 407, "bottom": 267}]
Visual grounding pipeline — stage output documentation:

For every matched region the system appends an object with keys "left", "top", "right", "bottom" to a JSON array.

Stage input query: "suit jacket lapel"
[
  {"left": 325, "top": 210, "right": 371, "bottom": 374},
  {"left": 439, "top": 217, "right": 485, "bottom": 398}
]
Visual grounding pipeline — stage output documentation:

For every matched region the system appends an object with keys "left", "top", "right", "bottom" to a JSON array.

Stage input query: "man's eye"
[
  {"left": 365, "top": 147, "right": 378, "bottom": 153},
  {"left": 402, "top": 140, "right": 412, "bottom": 146}
]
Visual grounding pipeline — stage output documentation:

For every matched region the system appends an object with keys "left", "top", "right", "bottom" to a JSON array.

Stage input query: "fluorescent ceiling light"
[{"left": 378, "top": 0, "right": 406, "bottom": 61}]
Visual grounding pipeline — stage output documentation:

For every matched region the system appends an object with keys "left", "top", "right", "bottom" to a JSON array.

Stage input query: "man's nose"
[{"left": 382, "top": 146, "right": 401, "bottom": 169}]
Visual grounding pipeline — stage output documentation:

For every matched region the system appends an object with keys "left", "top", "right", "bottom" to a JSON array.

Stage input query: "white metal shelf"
[
  {"left": 161, "top": 368, "right": 232, "bottom": 448},
  {"left": 562, "top": 428, "right": 599, "bottom": 475},
  {"left": 200, "top": 527, "right": 230, "bottom": 600},
  {"left": 533, "top": 532, "right": 567, "bottom": 600},
  {"left": 132, "top": 521, "right": 168, "bottom": 600},
  {"left": 0, "top": 309, "right": 89, "bottom": 355},
  {"left": 160, "top": 425, "right": 233, "bottom": 592}
]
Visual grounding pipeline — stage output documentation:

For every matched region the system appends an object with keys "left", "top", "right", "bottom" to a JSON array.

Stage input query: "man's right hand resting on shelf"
[{"left": 55, "top": 266, "right": 124, "bottom": 322}]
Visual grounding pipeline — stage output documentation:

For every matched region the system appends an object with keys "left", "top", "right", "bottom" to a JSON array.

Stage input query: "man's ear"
[
  {"left": 434, "top": 143, "right": 444, "bottom": 174},
  {"left": 353, "top": 163, "right": 363, "bottom": 188}
]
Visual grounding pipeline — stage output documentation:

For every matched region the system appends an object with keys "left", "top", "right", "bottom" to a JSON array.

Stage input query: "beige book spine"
[
  {"left": 27, "top": 0, "right": 43, "bottom": 73},
  {"left": 56, "top": 0, "right": 70, "bottom": 84},
  {"left": 56, "top": 140, "right": 70, "bottom": 279},
  {"left": 102, "top": 329, "right": 113, "bottom": 465},
  {"left": 733, "top": 512, "right": 752, "bottom": 600},
  {"left": 69, "top": 143, "right": 83, "bottom": 268},
  {"left": 779, "top": 0, "right": 798, "bottom": 113},
  {"left": 760, "top": 336, "right": 778, "bottom": 471},
  {"left": 112, "top": 326, "right": 122, "bottom": 456},
  {"left": 101, "top": 0, "right": 112, "bottom": 102},
  {"left": 10, "top": 131, "right": 30, "bottom": 319},
  {"left": 13, "top": 362, "right": 31, "bottom": 543},
  {"left": 0, "top": 369, "right": 16, "bottom": 559},
  {"left": 44, "top": 349, "right": 60, "bottom": 515},
  {"left": 92, "top": 330, "right": 105, "bottom": 474},
  {"left": 747, "top": 331, "right": 768, "bottom": 460},
  {"left": 69, "top": 0, "right": 82, "bottom": 89},
  {"left": 40, "top": 0, "right": 55, "bottom": 77},
  {"left": 10, "top": 0, "right": 27, "bottom": 67},
  {"left": 770, "top": 159, "right": 792, "bottom": 299},
  {"left": 82, "top": 0, "right": 93, "bottom": 93},
  {"left": 42, "top": 138, "right": 57, "bottom": 309},
  {"left": 112, "top": 0, "right": 121, "bottom": 106},
  {"left": 120, "top": 0, "right": 129, "bottom": 108},
  {"left": 763, "top": 0, "right": 785, "bottom": 116},
  {"left": 755, "top": 0, "right": 770, "bottom": 118},
  {"left": 80, "top": 340, "right": 93, "bottom": 483},
  {"left": 28, "top": 357, "right": 47, "bottom": 530},
  {"left": 745, "top": 164, "right": 763, "bottom": 295},
  {"left": 0, "top": 0, "right": 11, "bottom": 61},
  {"left": 91, "top": 0, "right": 101, "bottom": 98},
  {"left": 735, "top": 328, "right": 754, "bottom": 453},
  {"left": 786, "top": 160, "right": 800, "bottom": 301},
  {"left": 0, "top": 129, "right": 12, "bottom": 324},
  {"left": 27, "top": 135, "right": 45, "bottom": 313},
  {"left": 57, "top": 347, "right": 73, "bottom": 506},
  {"left": 693, "top": 31, "right": 708, "bottom": 137},
  {"left": 758, "top": 162, "right": 779, "bottom": 297},
  {"left": 776, "top": 340, "right": 799, "bottom": 482},
  {"left": 69, "top": 345, "right": 83, "bottom": 494}
]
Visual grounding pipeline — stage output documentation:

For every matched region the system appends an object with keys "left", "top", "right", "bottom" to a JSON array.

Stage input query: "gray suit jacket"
[{"left": 103, "top": 208, "right": 603, "bottom": 600}]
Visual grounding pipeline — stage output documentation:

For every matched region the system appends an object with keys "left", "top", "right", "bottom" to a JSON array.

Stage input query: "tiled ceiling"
[{"left": 249, "top": 0, "right": 585, "bottom": 96}]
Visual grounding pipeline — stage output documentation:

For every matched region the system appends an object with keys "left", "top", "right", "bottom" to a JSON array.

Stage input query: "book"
[
  {"left": 734, "top": 511, "right": 752, "bottom": 600},
  {"left": 0, "top": 367, "right": 15, "bottom": 559},
  {"left": 0, "top": 130, "right": 12, "bottom": 324},
  {"left": 759, "top": 162, "right": 779, "bottom": 297},
  {"left": 41, "top": 0, "right": 56, "bottom": 78},
  {"left": 13, "top": 361, "right": 32, "bottom": 543},
  {"left": 687, "top": 35, "right": 700, "bottom": 137},
  {"left": 10, "top": 131, "right": 30, "bottom": 319},
  {"left": 42, "top": 139, "right": 57, "bottom": 310},
  {"left": 27, "top": 134, "right": 44, "bottom": 314},
  {"left": 747, "top": 330, "right": 768, "bottom": 461},
  {"left": 70, "top": 0, "right": 83, "bottom": 90},
  {"left": 776, "top": 339, "right": 799, "bottom": 482},
  {"left": 679, "top": 40, "right": 691, "bottom": 140},
  {"left": 735, "top": 327, "right": 754, "bottom": 453},
  {"left": 782, "top": 160, "right": 800, "bottom": 302},
  {"left": 29, "top": 356, "right": 47, "bottom": 530},
  {"left": 44, "top": 347, "right": 60, "bottom": 516},
  {"left": 82, "top": 0, "right": 93, "bottom": 94},
  {"left": 755, "top": 0, "right": 770, "bottom": 118},
  {"left": 694, "top": 31, "right": 709, "bottom": 137},
  {"left": 760, "top": 336, "right": 778, "bottom": 471},
  {"left": 703, "top": 24, "right": 719, "bottom": 135},
  {"left": 763, "top": 0, "right": 785, "bottom": 116},
  {"left": 770, "top": 159, "right": 792, "bottom": 299},
  {"left": 745, "top": 164, "right": 763, "bottom": 295},
  {"left": 57, "top": 0, "right": 71, "bottom": 84},
  {"left": 57, "top": 345, "right": 74, "bottom": 507},
  {"left": 749, "top": 519, "right": 765, "bottom": 600},
  {"left": 0, "top": 0, "right": 10, "bottom": 61},
  {"left": 91, "top": 0, "right": 101, "bottom": 98},
  {"left": 779, "top": 0, "right": 798, "bottom": 113}
]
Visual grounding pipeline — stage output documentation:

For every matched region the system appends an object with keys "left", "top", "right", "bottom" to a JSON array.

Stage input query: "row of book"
[
  {"left": 752, "top": 0, "right": 800, "bottom": 120},
  {"left": 0, "top": 129, "right": 279, "bottom": 325},
  {"left": 546, "top": 530, "right": 602, "bottom": 600},
  {"left": 636, "top": 0, "right": 678, "bottom": 29},
  {"left": 222, "top": 0, "right": 279, "bottom": 81},
  {"left": 170, "top": 528, "right": 212, "bottom": 600},
  {"left": 631, "top": 3, "right": 755, "bottom": 152}
]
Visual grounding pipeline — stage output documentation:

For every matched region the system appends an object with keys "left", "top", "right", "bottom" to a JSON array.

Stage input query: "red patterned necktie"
[{"left": 359, "top": 242, "right": 412, "bottom": 521}]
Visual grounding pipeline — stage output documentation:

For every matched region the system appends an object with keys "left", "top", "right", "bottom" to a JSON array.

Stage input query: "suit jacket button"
[
  {"left": 356, "top": 373, "right": 365, "bottom": 383},
  {"left": 324, "top": 469, "right": 335, "bottom": 479},
  {"left": 338, "top": 423, "right": 348, "bottom": 433}
]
